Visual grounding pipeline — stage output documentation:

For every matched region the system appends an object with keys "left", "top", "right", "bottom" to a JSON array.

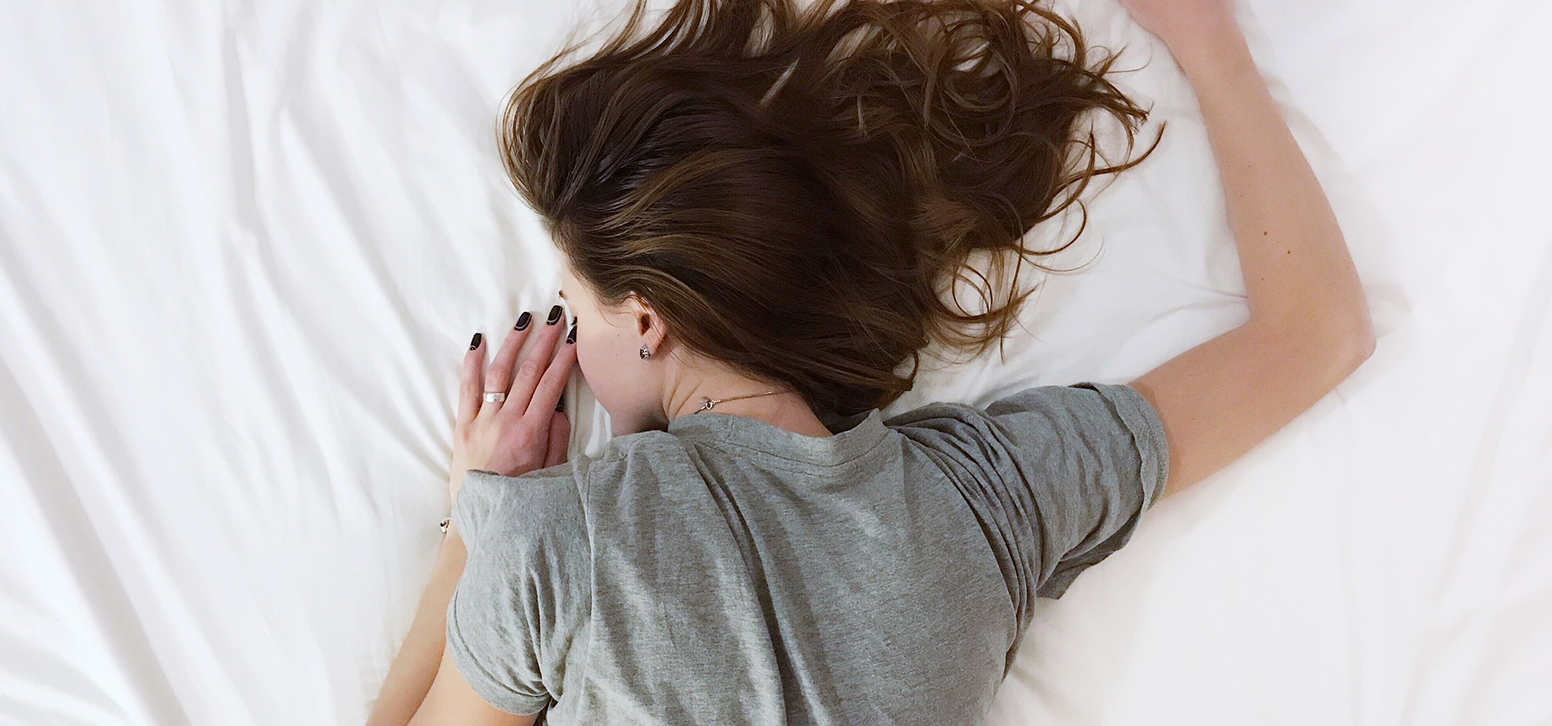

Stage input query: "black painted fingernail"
[
  {"left": 469, "top": 332, "right": 481, "bottom": 350},
  {"left": 547, "top": 304, "right": 563, "bottom": 325},
  {"left": 565, "top": 321, "right": 577, "bottom": 344},
  {"left": 514, "top": 311, "right": 531, "bottom": 330}
]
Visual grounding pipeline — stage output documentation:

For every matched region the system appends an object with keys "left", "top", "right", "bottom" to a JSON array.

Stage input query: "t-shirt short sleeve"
[
  {"left": 888, "top": 382, "right": 1170, "bottom": 630},
  {"left": 444, "top": 464, "right": 591, "bottom": 717}
]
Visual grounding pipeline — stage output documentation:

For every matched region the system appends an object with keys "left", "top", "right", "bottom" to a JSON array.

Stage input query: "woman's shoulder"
[
  {"left": 455, "top": 463, "right": 592, "bottom": 555},
  {"left": 454, "top": 433, "right": 665, "bottom": 547}
]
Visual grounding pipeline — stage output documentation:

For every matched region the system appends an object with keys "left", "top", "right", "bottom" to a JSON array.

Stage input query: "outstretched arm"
[{"left": 1117, "top": 2, "right": 1376, "bottom": 498}]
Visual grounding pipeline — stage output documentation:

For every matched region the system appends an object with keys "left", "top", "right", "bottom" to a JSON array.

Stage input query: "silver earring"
[{"left": 639, "top": 344, "right": 652, "bottom": 360}]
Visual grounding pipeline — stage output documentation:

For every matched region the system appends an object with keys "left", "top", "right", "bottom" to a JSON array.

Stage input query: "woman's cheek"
[
  {"left": 576, "top": 336, "right": 635, "bottom": 418},
  {"left": 572, "top": 335, "right": 615, "bottom": 405},
  {"left": 573, "top": 334, "right": 594, "bottom": 387}
]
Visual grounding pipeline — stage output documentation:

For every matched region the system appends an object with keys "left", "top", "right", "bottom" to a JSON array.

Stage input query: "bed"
[{"left": 1, "top": 0, "right": 1547, "bottom": 723}]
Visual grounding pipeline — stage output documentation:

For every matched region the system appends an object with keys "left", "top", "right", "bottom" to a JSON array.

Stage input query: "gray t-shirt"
[{"left": 445, "top": 381, "right": 1170, "bottom": 725}]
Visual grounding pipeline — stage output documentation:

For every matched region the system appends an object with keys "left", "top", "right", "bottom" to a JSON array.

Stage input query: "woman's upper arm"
[
  {"left": 409, "top": 648, "right": 540, "bottom": 726},
  {"left": 419, "top": 468, "right": 591, "bottom": 723},
  {"left": 1127, "top": 317, "right": 1375, "bottom": 500},
  {"left": 888, "top": 380, "right": 1171, "bottom": 611}
]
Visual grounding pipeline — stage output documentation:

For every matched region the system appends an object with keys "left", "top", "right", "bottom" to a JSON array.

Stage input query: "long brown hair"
[{"left": 498, "top": 0, "right": 1163, "bottom": 420}]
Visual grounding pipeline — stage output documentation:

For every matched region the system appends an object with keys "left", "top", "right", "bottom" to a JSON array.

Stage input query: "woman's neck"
[{"left": 663, "top": 371, "right": 831, "bottom": 438}]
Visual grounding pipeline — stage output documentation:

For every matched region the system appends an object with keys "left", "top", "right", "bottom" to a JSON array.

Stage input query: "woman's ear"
[{"left": 626, "top": 292, "right": 668, "bottom": 352}]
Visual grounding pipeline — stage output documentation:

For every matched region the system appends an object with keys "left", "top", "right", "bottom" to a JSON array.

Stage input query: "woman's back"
[{"left": 445, "top": 380, "right": 1169, "bottom": 725}]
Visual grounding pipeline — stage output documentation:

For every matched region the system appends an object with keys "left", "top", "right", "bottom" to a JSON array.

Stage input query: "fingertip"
[{"left": 463, "top": 335, "right": 484, "bottom": 374}]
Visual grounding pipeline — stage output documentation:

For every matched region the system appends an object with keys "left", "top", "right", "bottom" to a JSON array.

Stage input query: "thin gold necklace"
[{"left": 692, "top": 389, "right": 787, "bottom": 414}]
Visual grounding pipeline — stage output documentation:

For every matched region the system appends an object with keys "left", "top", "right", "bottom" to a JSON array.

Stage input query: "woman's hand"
[
  {"left": 1114, "top": 0, "right": 1238, "bottom": 55},
  {"left": 449, "top": 306, "right": 577, "bottom": 504}
]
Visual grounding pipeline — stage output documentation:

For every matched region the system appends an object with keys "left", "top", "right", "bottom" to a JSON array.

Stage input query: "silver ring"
[{"left": 483, "top": 391, "right": 506, "bottom": 403}]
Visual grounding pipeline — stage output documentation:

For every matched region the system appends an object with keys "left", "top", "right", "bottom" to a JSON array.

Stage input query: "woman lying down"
[{"left": 368, "top": 0, "right": 1375, "bottom": 723}]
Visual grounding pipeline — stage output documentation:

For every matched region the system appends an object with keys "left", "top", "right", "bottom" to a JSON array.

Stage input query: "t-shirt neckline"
[{"left": 666, "top": 407, "right": 889, "bottom": 464}]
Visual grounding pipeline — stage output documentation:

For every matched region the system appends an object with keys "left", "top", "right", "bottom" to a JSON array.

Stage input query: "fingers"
[
  {"left": 479, "top": 311, "right": 536, "bottom": 418},
  {"left": 456, "top": 332, "right": 485, "bottom": 430},
  {"left": 524, "top": 320, "right": 577, "bottom": 419},
  {"left": 543, "top": 410, "right": 571, "bottom": 468},
  {"left": 505, "top": 305, "right": 570, "bottom": 417}
]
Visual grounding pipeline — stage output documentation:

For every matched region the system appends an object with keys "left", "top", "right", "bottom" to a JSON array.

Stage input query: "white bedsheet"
[{"left": 1, "top": 0, "right": 1547, "bottom": 724}]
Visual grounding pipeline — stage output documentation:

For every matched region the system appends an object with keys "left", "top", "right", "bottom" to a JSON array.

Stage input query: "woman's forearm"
[
  {"left": 1170, "top": 19, "right": 1373, "bottom": 341},
  {"left": 367, "top": 526, "right": 468, "bottom": 726}
]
